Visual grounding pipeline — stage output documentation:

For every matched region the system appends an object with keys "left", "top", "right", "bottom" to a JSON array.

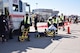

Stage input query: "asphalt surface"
[{"left": 0, "top": 23, "right": 80, "bottom": 53}]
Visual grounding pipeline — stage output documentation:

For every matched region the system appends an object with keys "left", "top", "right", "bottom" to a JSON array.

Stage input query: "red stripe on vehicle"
[
  {"left": 37, "top": 25, "right": 48, "bottom": 28},
  {"left": 10, "top": 14, "right": 24, "bottom": 18}
]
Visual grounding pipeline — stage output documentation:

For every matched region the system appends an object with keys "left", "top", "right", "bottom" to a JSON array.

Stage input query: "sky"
[{"left": 21, "top": 0, "right": 80, "bottom": 16}]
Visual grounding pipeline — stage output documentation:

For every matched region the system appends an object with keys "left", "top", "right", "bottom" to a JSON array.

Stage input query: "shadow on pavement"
[
  {"left": 0, "top": 33, "right": 53, "bottom": 53},
  {"left": 53, "top": 34, "right": 78, "bottom": 40},
  {"left": 0, "top": 32, "right": 78, "bottom": 53}
]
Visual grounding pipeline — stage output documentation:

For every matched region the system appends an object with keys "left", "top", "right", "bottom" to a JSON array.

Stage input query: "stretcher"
[
  {"left": 18, "top": 27, "right": 29, "bottom": 42},
  {"left": 45, "top": 25, "right": 57, "bottom": 37}
]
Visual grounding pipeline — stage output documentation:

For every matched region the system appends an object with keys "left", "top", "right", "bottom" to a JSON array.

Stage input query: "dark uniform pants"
[{"left": 53, "top": 23, "right": 58, "bottom": 34}]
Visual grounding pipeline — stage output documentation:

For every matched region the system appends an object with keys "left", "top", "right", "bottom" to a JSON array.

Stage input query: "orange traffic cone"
[{"left": 67, "top": 26, "right": 71, "bottom": 34}]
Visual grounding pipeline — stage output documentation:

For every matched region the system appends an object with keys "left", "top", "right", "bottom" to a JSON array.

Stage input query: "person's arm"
[
  {"left": 30, "top": 17, "right": 32, "bottom": 26},
  {"left": 19, "top": 20, "right": 24, "bottom": 29},
  {"left": 3, "top": 19, "right": 9, "bottom": 31}
]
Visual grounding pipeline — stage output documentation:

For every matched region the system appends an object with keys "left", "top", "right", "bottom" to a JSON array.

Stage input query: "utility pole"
[
  {"left": 36, "top": 3, "right": 38, "bottom": 9},
  {"left": 26, "top": 4, "right": 31, "bottom": 13}
]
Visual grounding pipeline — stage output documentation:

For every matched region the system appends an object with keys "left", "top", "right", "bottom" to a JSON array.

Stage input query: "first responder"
[
  {"left": 60, "top": 13, "right": 65, "bottom": 31},
  {"left": 19, "top": 14, "right": 32, "bottom": 41},
  {"left": 47, "top": 17, "right": 52, "bottom": 27},
  {"left": 58, "top": 16, "right": 62, "bottom": 29},
  {"left": 52, "top": 15, "right": 58, "bottom": 34},
  {"left": 34, "top": 14, "right": 38, "bottom": 32},
  {"left": 74, "top": 16, "right": 78, "bottom": 24},
  {"left": 8, "top": 16, "right": 13, "bottom": 39},
  {"left": 0, "top": 13, "right": 8, "bottom": 42}
]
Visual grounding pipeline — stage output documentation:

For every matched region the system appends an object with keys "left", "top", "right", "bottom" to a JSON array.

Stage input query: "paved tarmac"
[{"left": 0, "top": 23, "right": 80, "bottom": 53}]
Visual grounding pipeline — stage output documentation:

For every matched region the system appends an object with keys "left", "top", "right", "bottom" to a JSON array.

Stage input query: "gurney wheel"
[
  {"left": 51, "top": 31, "right": 55, "bottom": 37},
  {"left": 18, "top": 36, "right": 25, "bottom": 42},
  {"left": 19, "top": 38, "right": 25, "bottom": 42}
]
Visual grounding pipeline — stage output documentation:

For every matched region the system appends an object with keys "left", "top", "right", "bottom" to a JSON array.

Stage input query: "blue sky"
[{"left": 21, "top": 0, "right": 80, "bottom": 15}]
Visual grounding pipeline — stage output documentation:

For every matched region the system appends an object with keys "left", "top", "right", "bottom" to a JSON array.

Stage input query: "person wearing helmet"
[{"left": 52, "top": 15, "right": 58, "bottom": 34}]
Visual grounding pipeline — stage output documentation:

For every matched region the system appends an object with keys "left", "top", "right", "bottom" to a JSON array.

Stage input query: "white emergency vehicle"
[{"left": 0, "top": 0, "right": 30, "bottom": 30}]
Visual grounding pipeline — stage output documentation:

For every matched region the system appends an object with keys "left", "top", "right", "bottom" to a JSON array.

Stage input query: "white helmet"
[{"left": 48, "top": 16, "right": 52, "bottom": 19}]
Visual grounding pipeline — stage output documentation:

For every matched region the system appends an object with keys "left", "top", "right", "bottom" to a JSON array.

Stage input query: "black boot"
[
  {"left": 63, "top": 27, "right": 65, "bottom": 31},
  {"left": 27, "top": 35, "right": 30, "bottom": 41}
]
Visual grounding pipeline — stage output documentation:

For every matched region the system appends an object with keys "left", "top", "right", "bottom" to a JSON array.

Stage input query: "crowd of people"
[
  {"left": 47, "top": 13, "right": 79, "bottom": 36},
  {"left": 0, "top": 12, "right": 79, "bottom": 42},
  {"left": 0, "top": 12, "right": 39, "bottom": 42},
  {"left": 47, "top": 14, "right": 66, "bottom": 35}
]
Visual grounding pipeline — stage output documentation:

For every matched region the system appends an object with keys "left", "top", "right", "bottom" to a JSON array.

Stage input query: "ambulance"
[{"left": 0, "top": 0, "right": 30, "bottom": 31}]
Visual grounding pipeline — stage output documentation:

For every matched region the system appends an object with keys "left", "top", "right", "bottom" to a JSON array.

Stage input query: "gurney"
[
  {"left": 45, "top": 25, "right": 57, "bottom": 37},
  {"left": 18, "top": 25, "right": 29, "bottom": 42}
]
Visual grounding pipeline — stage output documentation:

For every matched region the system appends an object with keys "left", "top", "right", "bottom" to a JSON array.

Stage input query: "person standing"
[
  {"left": 34, "top": 14, "right": 38, "bottom": 32},
  {"left": 57, "top": 16, "right": 62, "bottom": 29},
  {"left": 0, "top": 14, "right": 5, "bottom": 41},
  {"left": 19, "top": 14, "right": 32, "bottom": 41},
  {"left": 7, "top": 16, "right": 13, "bottom": 39},
  {"left": 52, "top": 15, "right": 58, "bottom": 34},
  {"left": 0, "top": 14, "right": 8, "bottom": 42},
  {"left": 60, "top": 13, "right": 65, "bottom": 31},
  {"left": 75, "top": 16, "right": 78, "bottom": 24}
]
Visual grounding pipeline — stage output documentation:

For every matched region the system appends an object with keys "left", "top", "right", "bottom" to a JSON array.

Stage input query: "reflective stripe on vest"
[
  {"left": 27, "top": 16, "right": 30, "bottom": 24},
  {"left": 24, "top": 16, "right": 26, "bottom": 24},
  {"left": 24, "top": 16, "right": 30, "bottom": 24}
]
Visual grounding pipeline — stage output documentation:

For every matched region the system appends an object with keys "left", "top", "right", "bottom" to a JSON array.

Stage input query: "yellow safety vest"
[
  {"left": 24, "top": 16, "right": 30, "bottom": 24},
  {"left": 47, "top": 20, "right": 51, "bottom": 24},
  {"left": 60, "top": 15, "right": 64, "bottom": 20},
  {"left": 52, "top": 18, "right": 58, "bottom": 24},
  {"left": 58, "top": 18, "right": 62, "bottom": 23}
]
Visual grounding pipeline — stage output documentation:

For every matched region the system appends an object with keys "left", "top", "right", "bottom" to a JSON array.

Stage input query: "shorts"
[
  {"left": 59, "top": 23, "right": 63, "bottom": 26},
  {"left": 59, "top": 22, "right": 64, "bottom": 26}
]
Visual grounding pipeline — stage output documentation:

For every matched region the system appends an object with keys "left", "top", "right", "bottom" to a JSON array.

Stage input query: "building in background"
[{"left": 32, "top": 9, "right": 59, "bottom": 22}]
